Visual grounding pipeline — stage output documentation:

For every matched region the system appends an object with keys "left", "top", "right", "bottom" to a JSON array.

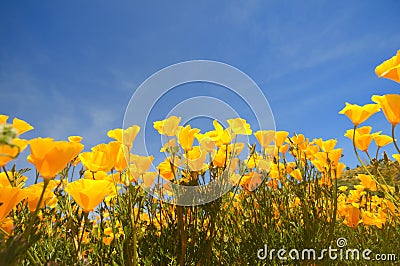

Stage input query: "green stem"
[
  {"left": 392, "top": 124, "right": 400, "bottom": 154},
  {"left": 375, "top": 147, "right": 380, "bottom": 161},
  {"left": 77, "top": 212, "right": 89, "bottom": 259},
  {"left": 2, "top": 166, "right": 14, "bottom": 186},
  {"left": 352, "top": 126, "right": 400, "bottom": 212},
  {"left": 0, "top": 226, "right": 9, "bottom": 237},
  {"left": 25, "top": 178, "right": 50, "bottom": 233},
  {"left": 70, "top": 164, "right": 76, "bottom": 182},
  {"left": 128, "top": 185, "right": 138, "bottom": 266}
]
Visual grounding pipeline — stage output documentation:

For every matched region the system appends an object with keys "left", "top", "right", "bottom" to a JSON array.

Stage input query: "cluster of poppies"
[{"left": 0, "top": 49, "right": 399, "bottom": 264}]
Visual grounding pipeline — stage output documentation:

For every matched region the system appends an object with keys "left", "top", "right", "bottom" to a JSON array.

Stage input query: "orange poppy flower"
[
  {"left": 65, "top": 179, "right": 114, "bottom": 212},
  {"left": 0, "top": 138, "right": 28, "bottom": 167},
  {"left": 274, "top": 131, "right": 289, "bottom": 147},
  {"left": 358, "top": 174, "right": 377, "bottom": 191},
  {"left": 178, "top": 125, "right": 200, "bottom": 152},
  {"left": 254, "top": 130, "right": 275, "bottom": 149},
  {"left": 338, "top": 102, "right": 380, "bottom": 126},
  {"left": 290, "top": 169, "right": 302, "bottom": 182},
  {"left": 375, "top": 50, "right": 400, "bottom": 83},
  {"left": 372, "top": 94, "right": 400, "bottom": 125},
  {"left": 0, "top": 115, "right": 34, "bottom": 136},
  {"left": 373, "top": 134, "right": 393, "bottom": 148},
  {"left": 0, "top": 187, "right": 26, "bottom": 220},
  {"left": 130, "top": 154, "right": 154, "bottom": 175},
  {"left": 24, "top": 181, "right": 58, "bottom": 211},
  {"left": 157, "top": 158, "right": 177, "bottom": 181},
  {"left": 107, "top": 125, "right": 140, "bottom": 149},
  {"left": 153, "top": 116, "right": 181, "bottom": 137},
  {"left": 227, "top": 118, "right": 252, "bottom": 135},
  {"left": 27, "top": 138, "right": 84, "bottom": 179}
]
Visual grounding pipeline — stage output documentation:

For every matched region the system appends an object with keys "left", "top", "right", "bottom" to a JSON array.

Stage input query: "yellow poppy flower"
[
  {"left": 285, "top": 162, "right": 296, "bottom": 174},
  {"left": 65, "top": 179, "right": 114, "bottom": 212},
  {"left": 355, "top": 134, "right": 374, "bottom": 152},
  {"left": 157, "top": 158, "right": 177, "bottom": 181},
  {"left": 80, "top": 142, "right": 119, "bottom": 173},
  {"left": 205, "top": 120, "right": 224, "bottom": 141},
  {"left": 344, "top": 126, "right": 371, "bottom": 140},
  {"left": 130, "top": 154, "right": 154, "bottom": 175},
  {"left": 184, "top": 146, "right": 207, "bottom": 171},
  {"left": 358, "top": 174, "right": 377, "bottom": 191},
  {"left": 257, "top": 158, "right": 271, "bottom": 172},
  {"left": 373, "top": 134, "right": 393, "bottom": 148},
  {"left": 304, "top": 144, "right": 319, "bottom": 160},
  {"left": 178, "top": 125, "right": 200, "bottom": 152},
  {"left": 27, "top": 138, "right": 84, "bottom": 179},
  {"left": 227, "top": 118, "right": 252, "bottom": 135},
  {"left": 327, "top": 148, "right": 343, "bottom": 167},
  {"left": 246, "top": 152, "right": 260, "bottom": 169},
  {"left": 198, "top": 137, "right": 215, "bottom": 153},
  {"left": 213, "top": 149, "right": 228, "bottom": 168},
  {"left": 0, "top": 116, "right": 31, "bottom": 166},
  {"left": 279, "top": 144, "right": 289, "bottom": 154},
  {"left": 217, "top": 129, "right": 230, "bottom": 146},
  {"left": 375, "top": 50, "right": 400, "bottom": 83},
  {"left": 254, "top": 130, "right": 275, "bottom": 149},
  {"left": 393, "top": 154, "right": 400, "bottom": 163},
  {"left": 142, "top": 172, "right": 157, "bottom": 189},
  {"left": 107, "top": 125, "right": 140, "bottom": 149},
  {"left": 0, "top": 115, "right": 34, "bottom": 136},
  {"left": 313, "top": 138, "right": 337, "bottom": 152},
  {"left": 0, "top": 171, "right": 27, "bottom": 188},
  {"left": 114, "top": 144, "right": 129, "bottom": 172},
  {"left": 240, "top": 171, "right": 262, "bottom": 191},
  {"left": 68, "top": 136, "right": 83, "bottom": 143},
  {"left": 80, "top": 150, "right": 113, "bottom": 173},
  {"left": 355, "top": 126, "right": 372, "bottom": 135},
  {"left": 0, "top": 187, "right": 26, "bottom": 220},
  {"left": 291, "top": 134, "right": 306, "bottom": 145},
  {"left": 332, "top": 162, "right": 346, "bottom": 179},
  {"left": 0, "top": 172, "right": 12, "bottom": 188},
  {"left": 311, "top": 159, "right": 325, "bottom": 173},
  {"left": 24, "top": 181, "right": 58, "bottom": 211},
  {"left": 338, "top": 102, "right": 380, "bottom": 126},
  {"left": 153, "top": 116, "right": 181, "bottom": 137},
  {"left": 343, "top": 205, "right": 361, "bottom": 228},
  {"left": 0, "top": 217, "right": 14, "bottom": 237},
  {"left": 0, "top": 138, "right": 28, "bottom": 167},
  {"left": 372, "top": 94, "right": 400, "bottom": 125},
  {"left": 290, "top": 169, "right": 302, "bottom": 182},
  {"left": 344, "top": 128, "right": 378, "bottom": 152},
  {"left": 160, "top": 138, "right": 178, "bottom": 153},
  {"left": 203, "top": 120, "right": 232, "bottom": 147},
  {"left": 0, "top": 115, "right": 7, "bottom": 124},
  {"left": 361, "top": 210, "right": 386, "bottom": 229},
  {"left": 267, "top": 179, "right": 279, "bottom": 189},
  {"left": 274, "top": 131, "right": 289, "bottom": 147}
]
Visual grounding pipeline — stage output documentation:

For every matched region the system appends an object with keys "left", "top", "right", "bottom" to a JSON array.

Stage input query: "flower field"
[{"left": 1, "top": 50, "right": 400, "bottom": 265}]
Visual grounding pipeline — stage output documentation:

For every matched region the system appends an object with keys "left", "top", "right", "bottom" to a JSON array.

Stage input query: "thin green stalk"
[
  {"left": 352, "top": 126, "right": 400, "bottom": 212},
  {"left": 0, "top": 227, "right": 9, "bottom": 237},
  {"left": 2, "top": 166, "right": 14, "bottom": 187},
  {"left": 375, "top": 147, "right": 380, "bottom": 160},
  {"left": 77, "top": 212, "right": 89, "bottom": 260},
  {"left": 392, "top": 124, "right": 400, "bottom": 154}
]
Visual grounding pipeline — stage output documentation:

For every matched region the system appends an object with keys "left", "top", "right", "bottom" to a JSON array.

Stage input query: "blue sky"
[{"left": 1, "top": 1, "right": 400, "bottom": 176}]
